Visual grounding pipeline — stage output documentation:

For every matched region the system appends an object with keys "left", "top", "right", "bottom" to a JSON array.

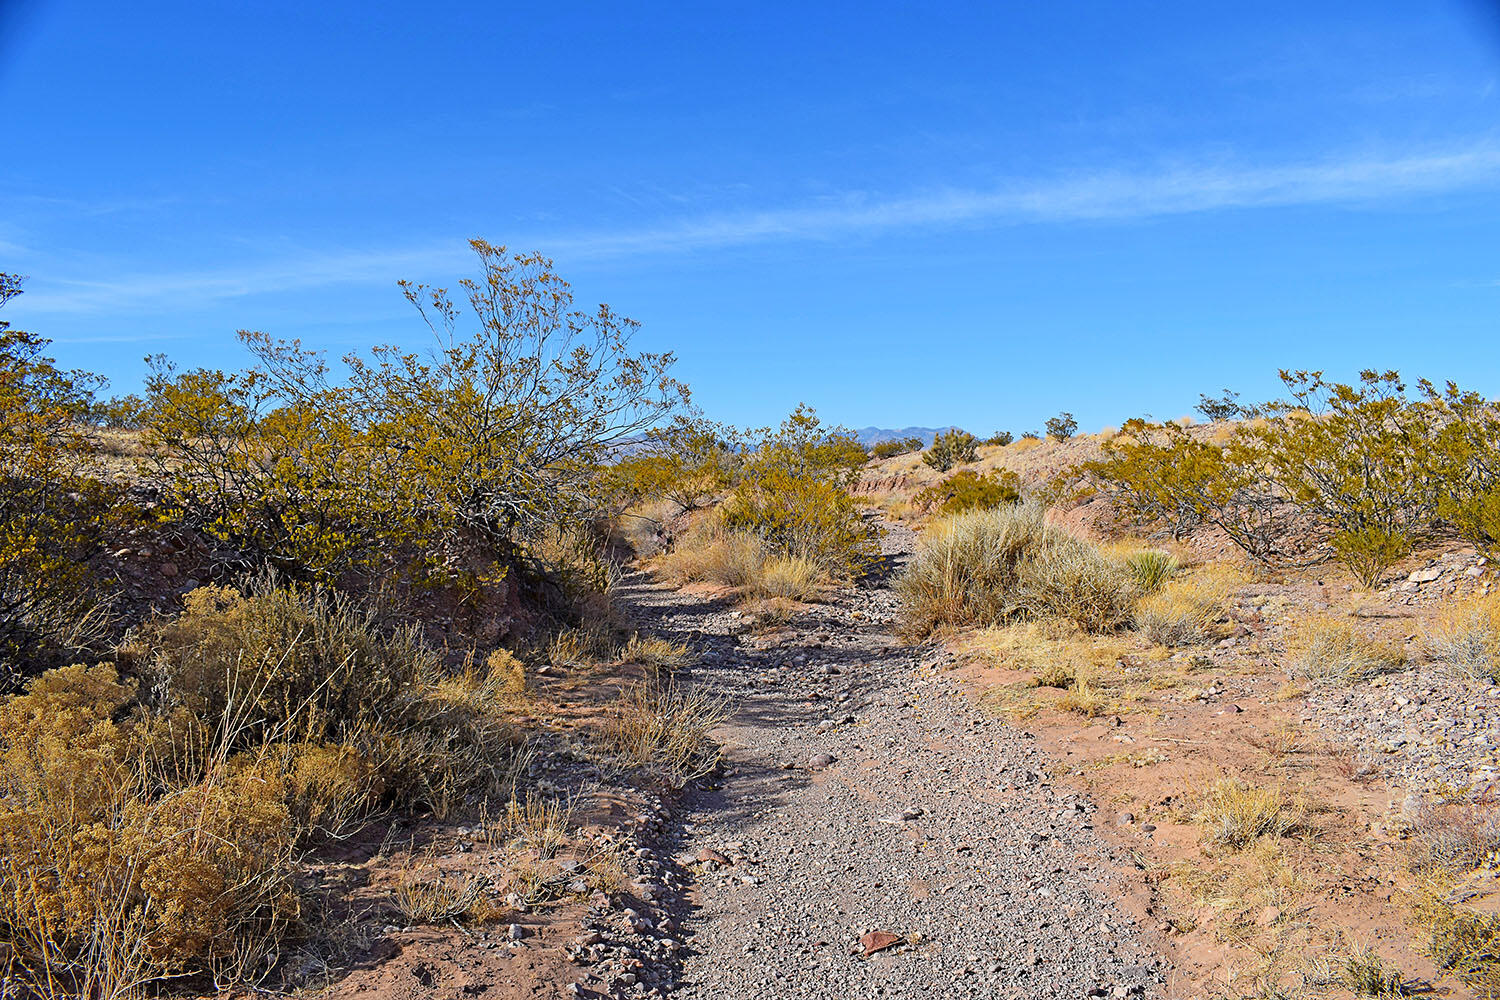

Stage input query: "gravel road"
[{"left": 611, "top": 523, "right": 1171, "bottom": 999}]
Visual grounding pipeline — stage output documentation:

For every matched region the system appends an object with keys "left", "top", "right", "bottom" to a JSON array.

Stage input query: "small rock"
[
  {"left": 1409, "top": 567, "right": 1442, "bottom": 584},
  {"left": 697, "top": 847, "right": 731, "bottom": 866},
  {"left": 860, "top": 930, "right": 903, "bottom": 956},
  {"left": 900, "top": 807, "right": 924, "bottom": 821},
  {"left": 508, "top": 923, "right": 526, "bottom": 940},
  {"left": 159, "top": 562, "right": 179, "bottom": 577},
  {"left": 807, "top": 753, "right": 836, "bottom": 770},
  {"left": 1116, "top": 811, "right": 1135, "bottom": 827}
]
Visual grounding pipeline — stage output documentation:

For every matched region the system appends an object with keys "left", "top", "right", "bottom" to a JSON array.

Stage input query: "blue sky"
[{"left": 3, "top": 1, "right": 1499, "bottom": 433}]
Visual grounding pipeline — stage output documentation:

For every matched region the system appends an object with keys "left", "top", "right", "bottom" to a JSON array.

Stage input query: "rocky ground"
[{"left": 570, "top": 523, "right": 1171, "bottom": 999}]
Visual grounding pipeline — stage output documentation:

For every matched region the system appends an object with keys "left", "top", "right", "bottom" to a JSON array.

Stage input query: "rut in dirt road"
[{"left": 619, "top": 524, "right": 1172, "bottom": 999}]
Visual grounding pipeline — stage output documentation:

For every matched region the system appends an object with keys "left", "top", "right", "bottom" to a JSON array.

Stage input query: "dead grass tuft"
[
  {"left": 1194, "top": 777, "right": 1305, "bottom": 849},
  {"left": 391, "top": 867, "right": 483, "bottom": 925},
  {"left": 1287, "top": 614, "right": 1404, "bottom": 685},
  {"left": 1427, "top": 593, "right": 1500, "bottom": 684},
  {"left": 897, "top": 504, "right": 1141, "bottom": 636},
  {"left": 1135, "top": 566, "right": 1239, "bottom": 646},
  {"left": 598, "top": 680, "right": 732, "bottom": 787}
]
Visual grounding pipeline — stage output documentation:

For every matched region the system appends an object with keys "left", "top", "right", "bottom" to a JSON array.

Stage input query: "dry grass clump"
[
  {"left": 391, "top": 867, "right": 483, "bottom": 925},
  {"left": 485, "top": 790, "right": 574, "bottom": 858},
  {"left": 1194, "top": 777, "right": 1305, "bottom": 849},
  {"left": 1427, "top": 594, "right": 1500, "bottom": 683},
  {"left": 1401, "top": 797, "right": 1500, "bottom": 995},
  {"left": 657, "top": 522, "right": 824, "bottom": 602},
  {"left": 1340, "top": 947, "right": 1410, "bottom": 997},
  {"left": 897, "top": 504, "right": 1141, "bottom": 636},
  {"left": 1286, "top": 615, "right": 1405, "bottom": 685},
  {"left": 598, "top": 680, "right": 731, "bottom": 787},
  {"left": 658, "top": 525, "right": 767, "bottom": 589},
  {"left": 620, "top": 633, "right": 697, "bottom": 675},
  {"left": 1135, "top": 567, "right": 1238, "bottom": 647},
  {"left": 753, "top": 554, "right": 823, "bottom": 601},
  {"left": 1409, "top": 885, "right": 1500, "bottom": 998},
  {"left": 1055, "top": 672, "right": 1110, "bottom": 717}
]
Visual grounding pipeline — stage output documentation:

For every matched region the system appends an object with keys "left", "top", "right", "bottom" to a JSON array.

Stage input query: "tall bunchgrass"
[{"left": 896, "top": 504, "right": 1140, "bottom": 636}]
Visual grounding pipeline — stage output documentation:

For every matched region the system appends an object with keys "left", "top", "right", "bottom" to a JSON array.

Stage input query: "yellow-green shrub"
[
  {"left": 916, "top": 468, "right": 1022, "bottom": 516},
  {"left": 0, "top": 663, "right": 299, "bottom": 997},
  {"left": 922, "top": 428, "right": 979, "bottom": 472},
  {"left": 720, "top": 406, "right": 875, "bottom": 577},
  {"left": 0, "top": 276, "right": 120, "bottom": 681}
]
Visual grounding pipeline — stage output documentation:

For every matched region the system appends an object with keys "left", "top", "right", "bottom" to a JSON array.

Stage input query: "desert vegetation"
[
  {"left": 9, "top": 246, "right": 1500, "bottom": 998},
  {"left": 0, "top": 254, "right": 732, "bottom": 998}
]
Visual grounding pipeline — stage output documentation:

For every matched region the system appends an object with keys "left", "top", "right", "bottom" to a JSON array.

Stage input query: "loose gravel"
[{"left": 592, "top": 524, "right": 1170, "bottom": 999}]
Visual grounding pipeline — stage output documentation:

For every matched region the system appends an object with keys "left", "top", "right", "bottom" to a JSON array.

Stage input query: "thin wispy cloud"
[{"left": 14, "top": 144, "right": 1500, "bottom": 315}]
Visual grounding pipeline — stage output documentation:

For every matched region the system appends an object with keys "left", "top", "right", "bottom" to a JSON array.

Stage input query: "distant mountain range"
[{"left": 852, "top": 426, "right": 957, "bottom": 447}]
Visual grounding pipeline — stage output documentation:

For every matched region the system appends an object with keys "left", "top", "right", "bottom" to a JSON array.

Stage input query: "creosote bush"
[
  {"left": 0, "top": 274, "right": 120, "bottom": 683},
  {"left": 1045, "top": 412, "right": 1077, "bottom": 441},
  {"left": 897, "top": 504, "right": 1140, "bottom": 636},
  {"left": 915, "top": 468, "right": 1022, "bottom": 516},
  {"left": 922, "top": 429, "right": 979, "bottom": 473},
  {"left": 870, "top": 436, "right": 923, "bottom": 460},
  {"left": 1089, "top": 369, "right": 1500, "bottom": 587}
]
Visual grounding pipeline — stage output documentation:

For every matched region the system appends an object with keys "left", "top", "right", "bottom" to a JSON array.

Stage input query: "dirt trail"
[{"left": 618, "top": 523, "right": 1171, "bottom": 999}]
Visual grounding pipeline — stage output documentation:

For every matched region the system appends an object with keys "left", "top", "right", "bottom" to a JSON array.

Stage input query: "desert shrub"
[
  {"left": 922, "top": 429, "right": 979, "bottom": 472},
  {"left": 0, "top": 276, "right": 120, "bottom": 683},
  {"left": 143, "top": 242, "right": 687, "bottom": 588},
  {"left": 1195, "top": 389, "right": 1247, "bottom": 423},
  {"left": 1424, "top": 380, "right": 1500, "bottom": 559},
  {"left": 1135, "top": 569, "right": 1234, "bottom": 646},
  {"left": 1427, "top": 594, "right": 1500, "bottom": 683},
  {"left": 148, "top": 584, "right": 434, "bottom": 749},
  {"left": 1019, "top": 430, "right": 1040, "bottom": 441},
  {"left": 1287, "top": 615, "right": 1404, "bottom": 684},
  {"left": 1085, "top": 417, "right": 1295, "bottom": 560},
  {"left": 1045, "top": 412, "right": 1077, "bottom": 441},
  {"left": 145, "top": 584, "right": 523, "bottom": 817},
  {"left": 598, "top": 680, "right": 731, "bottom": 787},
  {"left": 0, "top": 663, "right": 301, "bottom": 997},
  {"left": 870, "top": 436, "right": 923, "bottom": 460},
  {"left": 986, "top": 431, "right": 1015, "bottom": 446},
  {"left": 1084, "top": 370, "right": 1500, "bottom": 587},
  {"left": 625, "top": 411, "right": 741, "bottom": 512},
  {"left": 1410, "top": 888, "right": 1500, "bottom": 998},
  {"left": 896, "top": 504, "right": 1139, "bottom": 636},
  {"left": 1400, "top": 797, "right": 1500, "bottom": 996},
  {"left": 916, "top": 468, "right": 1022, "bottom": 516},
  {"left": 721, "top": 406, "right": 875, "bottom": 576},
  {"left": 1123, "top": 549, "right": 1178, "bottom": 593},
  {"left": 1194, "top": 777, "right": 1303, "bottom": 849}
]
